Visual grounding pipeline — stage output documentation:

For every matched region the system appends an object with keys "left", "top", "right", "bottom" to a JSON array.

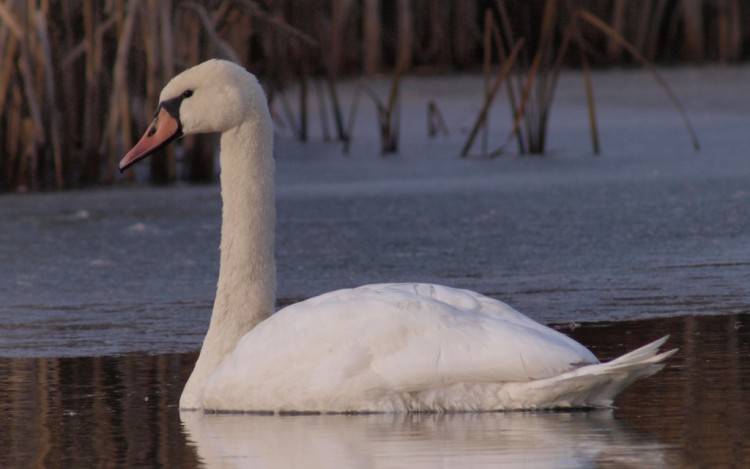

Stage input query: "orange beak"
[{"left": 119, "top": 107, "right": 182, "bottom": 172}]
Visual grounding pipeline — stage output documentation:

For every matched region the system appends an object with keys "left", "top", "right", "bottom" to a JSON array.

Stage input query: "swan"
[{"left": 119, "top": 59, "right": 676, "bottom": 413}]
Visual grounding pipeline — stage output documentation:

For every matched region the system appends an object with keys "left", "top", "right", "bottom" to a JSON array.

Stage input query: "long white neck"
[{"left": 180, "top": 116, "right": 275, "bottom": 409}]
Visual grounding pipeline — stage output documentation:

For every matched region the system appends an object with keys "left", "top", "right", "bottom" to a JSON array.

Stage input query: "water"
[
  {"left": 3, "top": 153, "right": 750, "bottom": 357},
  {"left": 3, "top": 68, "right": 750, "bottom": 466},
  {"left": 1, "top": 314, "right": 748, "bottom": 468}
]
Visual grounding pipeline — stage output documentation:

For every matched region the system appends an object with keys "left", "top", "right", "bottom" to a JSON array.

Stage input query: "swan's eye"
[{"left": 182, "top": 90, "right": 194, "bottom": 99}]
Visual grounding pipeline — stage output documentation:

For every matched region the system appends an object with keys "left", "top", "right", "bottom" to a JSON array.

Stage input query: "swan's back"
[{"left": 198, "top": 283, "right": 617, "bottom": 412}]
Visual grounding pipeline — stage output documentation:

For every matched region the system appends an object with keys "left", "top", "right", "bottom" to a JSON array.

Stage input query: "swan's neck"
[{"left": 181, "top": 118, "right": 275, "bottom": 409}]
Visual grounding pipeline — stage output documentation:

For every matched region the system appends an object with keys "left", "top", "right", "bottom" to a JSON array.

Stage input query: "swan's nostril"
[{"left": 147, "top": 126, "right": 156, "bottom": 137}]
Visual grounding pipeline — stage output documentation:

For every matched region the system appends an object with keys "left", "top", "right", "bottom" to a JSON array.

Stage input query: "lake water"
[
  {"left": 2, "top": 68, "right": 750, "bottom": 467},
  {"left": 1, "top": 313, "right": 748, "bottom": 468}
]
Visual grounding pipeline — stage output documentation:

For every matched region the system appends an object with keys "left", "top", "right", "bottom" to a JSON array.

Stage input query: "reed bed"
[
  {"left": 0, "top": 0, "right": 746, "bottom": 191},
  {"left": 462, "top": 1, "right": 701, "bottom": 158}
]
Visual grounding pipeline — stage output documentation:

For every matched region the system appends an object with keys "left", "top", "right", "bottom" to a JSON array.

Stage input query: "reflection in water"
[
  {"left": 0, "top": 353, "right": 200, "bottom": 468},
  {"left": 0, "top": 314, "right": 747, "bottom": 468},
  {"left": 181, "top": 410, "right": 678, "bottom": 468},
  {"left": 570, "top": 313, "right": 750, "bottom": 469}
]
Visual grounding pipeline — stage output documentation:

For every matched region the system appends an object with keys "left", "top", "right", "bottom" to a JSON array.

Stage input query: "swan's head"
[{"left": 119, "top": 59, "right": 268, "bottom": 172}]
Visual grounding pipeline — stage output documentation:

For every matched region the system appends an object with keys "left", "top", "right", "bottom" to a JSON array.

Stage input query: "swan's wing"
[
  {"left": 317, "top": 283, "right": 597, "bottom": 379},
  {"left": 204, "top": 283, "right": 597, "bottom": 410},
  {"left": 337, "top": 283, "right": 598, "bottom": 385}
]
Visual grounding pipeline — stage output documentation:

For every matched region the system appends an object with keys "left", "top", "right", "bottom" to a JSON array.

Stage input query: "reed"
[
  {"left": 576, "top": 8, "right": 701, "bottom": 150},
  {"left": 463, "top": 1, "right": 700, "bottom": 158},
  {"left": 426, "top": 100, "right": 449, "bottom": 138},
  {"left": 461, "top": 38, "right": 524, "bottom": 158},
  {"left": 359, "top": 59, "right": 406, "bottom": 154},
  {"left": 0, "top": 0, "right": 739, "bottom": 191}
]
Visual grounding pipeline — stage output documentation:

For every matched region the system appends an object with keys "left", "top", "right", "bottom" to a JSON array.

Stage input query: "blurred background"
[{"left": 0, "top": 0, "right": 747, "bottom": 191}]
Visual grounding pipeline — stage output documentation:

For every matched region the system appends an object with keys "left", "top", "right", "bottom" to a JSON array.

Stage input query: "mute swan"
[{"left": 120, "top": 59, "right": 675, "bottom": 413}]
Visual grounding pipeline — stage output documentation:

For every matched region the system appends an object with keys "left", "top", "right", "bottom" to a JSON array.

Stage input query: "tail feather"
[
  {"left": 505, "top": 336, "right": 677, "bottom": 409},
  {"left": 606, "top": 335, "right": 674, "bottom": 367}
]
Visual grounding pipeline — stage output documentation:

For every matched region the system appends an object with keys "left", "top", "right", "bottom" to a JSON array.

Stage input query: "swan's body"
[{"left": 120, "top": 59, "right": 675, "bottom": 413}]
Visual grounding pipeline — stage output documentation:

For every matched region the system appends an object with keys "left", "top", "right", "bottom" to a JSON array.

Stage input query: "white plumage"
[{"left": 120, "top": 59, "right": 675, "bottom": 413}]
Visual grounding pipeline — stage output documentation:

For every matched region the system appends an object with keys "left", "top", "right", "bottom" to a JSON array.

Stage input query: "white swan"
[{"left": 119, "top": 59, "right": 675, "bottom": 413}]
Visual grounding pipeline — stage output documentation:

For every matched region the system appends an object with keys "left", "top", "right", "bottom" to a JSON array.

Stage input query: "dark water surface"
[{"left": 2, "top": 313, "right": 748, "bottom": 468}]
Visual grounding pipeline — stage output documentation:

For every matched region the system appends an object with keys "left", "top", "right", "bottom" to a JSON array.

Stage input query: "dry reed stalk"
[
  {"left": 534, "top": 9, "right": 580, "bottom": 149},
  {"left": 259, "top": 1, "right": 322, "bottom": 144},
  {"left": 0, "top": 32, "right": 19, "bottom": 114},
  {"left": 104, "top": 0, "right": 138, "bottom": 183},
  {"left": 298, "top": 61, "right": 309, "bottom": 142},
  {"left": 426, "top": 100, "right": 448, "bottom": 137},
  {"left": 315, "top": 10, "right": 348, "bottom": 143},
  {"left": 580, "top": 49, "right": 599, "bottom": 154},
  {"left": 181, "top": 3, "right": 218, "bottom": 183},
  {"left": 607, "top": 0, "right": 626, "bottom": 60},
  {"left": 57, "top": 0, "right": 80, "bottom": 186},
  {"left": 5, "top": 86, "right": 22, "bottom": 188},
  {"left": 80, "top": 0, "right": 104, "bottom": 184},
  {"left": 480, "top": 8, "right": 513, "bottom": 156},
  {"left": 31, "top": 4, "right": 47, "bottom": 106},
  {"left": 575, "top": 8, "right": 700, "bottom": 150},
  {"left": 420, "top": 0, "right": 450, "bottom": 66},
  {"left": 325, "top": 72, "right": 348, "bottom": 142},
  {"left": 494, "top": 0, "right": 526, "bottom": 154},
  {"left": 60, "top": 16, "right": 115, "bottom": 68},
  {"left": 555, "top": 10, "right": 600, "bottom": 155},
  {"left": 0, "top": 20, "right": 7, "bottom": 58},
  {"left": 481, "top": 9, "right": 492, "bottom": 156},
  {"left": 277, "top": 85, "right": 301, "bottom": 137},
  {"left": 504, "top": 0, "right": 559, "bottom": 155},
  {"left": 287, "top": 6, "right": 313, "bottom": 141},
  {"left": 35, "top": 10, "right": 64, "bottom": 188},
  {"left": 396, "top": 0, "right": 412, "bottom": 73},
  {"left": 644, "top": 0, "right": 669, "bottom": 60},
  {"left": 329, "top": 0, "right": 354, "bottom": 76},
  {"left": 460, "top": 39, "right": 524, "bottom": 158},
  {"left": 17, "top": 40, "right": 45, "bottom": 189},
  {"left": 157, "top": 0, "right": 180, "bottom": 175},
  {"left": 0, "top": 1, "right": 23, "bottom": 39},
  {"left": 19, "top": 118, "right": 35, "bottom": 190},
  {"left": 681, "top": 0, "right": 705, "bottom": 61},
  {"left": 314, "top": 80, "right": 331, "bottom": 141},
  {"left": 180, "top": 2, "right": 241, "bottom": 63},
  {"left": 342, "top": 85, "right": 362, "bottom": 154},
  {"left": 159, "top": 0, "right": 174, "bottom": 81},
  {"left": 717, "top": 0, "right": 741, "bottom": 61},
  {"left": 452, "top": 1, "right": 477, "bottom": 67},
  {"left": 177, "top": 7, "right": 203, "bottom": 181},
  {"left": 142, "top": 0, "right": 159, "bottom": 105},
  {"left": 362, "top": 0, "right": 381, "bottom": 75},
  {"left": 262, "top": 0, "right": 343, "bottom": 141},
  {"left": 233, "top": 0, "right": 317, "bottom": 48},
  {"left": 5, "top": 3, "right": 44, "bottom": 150},
  {"left": 359, "top": 55, "right": 408, "bottom": 154},
  {"left": 144, "top": 0, "right": 179, "bottom": 183},
  {"left": 630, "top": 1, "right": 655, "bottom": 54},
  {"left": 212, "top": 0, "right": 232, "bottom": 24}
]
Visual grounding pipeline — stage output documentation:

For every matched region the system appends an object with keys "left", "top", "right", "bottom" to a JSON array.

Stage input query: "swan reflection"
[{"left": 182, "top": 410, "right": 678, "bottom": 468}]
